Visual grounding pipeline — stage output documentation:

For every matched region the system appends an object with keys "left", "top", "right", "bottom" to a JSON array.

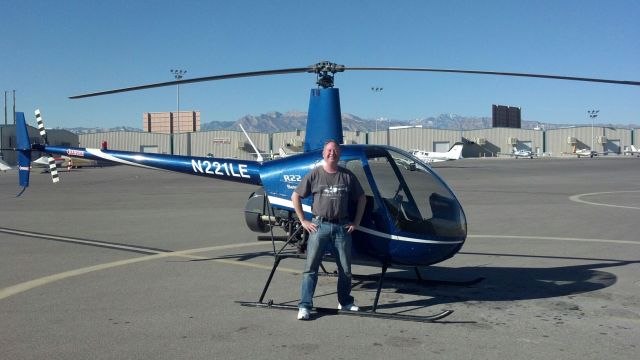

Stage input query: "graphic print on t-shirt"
[{"left": 321, "top": 184, "right": 347, "bottom": 198}]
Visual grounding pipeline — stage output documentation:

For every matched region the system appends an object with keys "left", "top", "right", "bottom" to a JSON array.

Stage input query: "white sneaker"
[
  {"left": 338, "top": 303, "right": 359, "bottom": 311},
  {"left": 297, "top": 307, "right": 310, "bottom": 320}
]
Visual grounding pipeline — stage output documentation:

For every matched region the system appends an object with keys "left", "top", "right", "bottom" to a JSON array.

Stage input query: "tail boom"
[{"left": 32, "top": 145, "right": 263, "bottom": 185}]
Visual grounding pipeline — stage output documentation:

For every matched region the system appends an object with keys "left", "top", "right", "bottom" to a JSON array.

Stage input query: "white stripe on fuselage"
[
  {"left": 267, "top": 196, "right": 463, "bottom": 245},
  {"left": 86, "top": 148, "right": 156, "bottom": 169},
  {"left": 268, "top": 195, "right": 312, "bottom": 213},
  {"left": 356, "top": 226, "right": 464, "bottom": 244}
]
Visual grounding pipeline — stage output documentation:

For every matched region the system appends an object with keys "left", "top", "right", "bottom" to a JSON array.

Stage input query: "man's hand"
[
  {"left": 345, "top": 223, "right": 358, "bottom": 234},
  {"left": 301, "top": 219, "right": 318, "bottom": 233}
]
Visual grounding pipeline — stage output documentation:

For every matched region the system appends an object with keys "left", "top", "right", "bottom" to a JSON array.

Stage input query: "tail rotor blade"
[
  {"left": 47, "top": 156, "right": 60, "bottom": 183},
  {"left": 35, "top": 109, "right": 49, "bottom": 143},
  {"left": 34, "top": 109, "right": 60, "bottom": 184}
]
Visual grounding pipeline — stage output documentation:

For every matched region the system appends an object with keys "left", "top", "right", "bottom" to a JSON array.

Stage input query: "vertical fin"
[{"left": 15, "top": 112, "right": 31, "bottom": 189}]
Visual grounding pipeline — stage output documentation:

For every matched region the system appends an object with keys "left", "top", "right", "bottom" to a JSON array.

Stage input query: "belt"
[{"left": 313, "top": 216, "right": 349, "bottom": 224}]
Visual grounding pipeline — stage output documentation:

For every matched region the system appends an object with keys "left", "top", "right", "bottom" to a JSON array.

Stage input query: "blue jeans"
[{"left": 299, "top": 218, "right": 354, "bottom": 310}]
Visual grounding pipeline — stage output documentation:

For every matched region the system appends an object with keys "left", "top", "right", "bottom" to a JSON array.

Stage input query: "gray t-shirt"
[{"left": 295, "top": 166, "right": 365, "bottom": 220}]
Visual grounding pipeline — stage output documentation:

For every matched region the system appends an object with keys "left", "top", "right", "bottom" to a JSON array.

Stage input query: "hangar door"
[
  {"left": 433, "top": 141, "right": 450, "bottom": 153},
  {"left": 605, "top": 139, "right": 620, "bottom": 154}
]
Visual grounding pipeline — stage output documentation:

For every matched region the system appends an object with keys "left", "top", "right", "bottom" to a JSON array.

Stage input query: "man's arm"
[
  {"left": 346, "top": 194, "right": 366, "bottom": 234},
  {"left": 292, "top": 191, "right": 317, "bottom": 233}
]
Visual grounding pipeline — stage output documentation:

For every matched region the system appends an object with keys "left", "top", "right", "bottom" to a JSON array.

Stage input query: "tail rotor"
[{"left": 34, "top": 109, "right": 60, "bottom": 184}]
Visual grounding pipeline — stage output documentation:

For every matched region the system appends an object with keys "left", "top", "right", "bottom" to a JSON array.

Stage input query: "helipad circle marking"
[{"left": 569, "top": 190, "right": 640, "bottom": 210}]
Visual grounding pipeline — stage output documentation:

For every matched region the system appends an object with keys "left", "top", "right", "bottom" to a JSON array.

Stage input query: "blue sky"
[{"left": 1, "top": 0, "right": 638, "bottom": 129}]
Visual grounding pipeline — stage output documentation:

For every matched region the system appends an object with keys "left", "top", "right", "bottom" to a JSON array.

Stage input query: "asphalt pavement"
[{"left": 0, "top": 156, "right": 638, "bottom": 359}]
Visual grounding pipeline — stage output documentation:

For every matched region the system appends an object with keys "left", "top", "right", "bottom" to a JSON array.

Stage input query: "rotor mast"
[{"left": 304, "top": 62, "right": 346, "bottom": 152}]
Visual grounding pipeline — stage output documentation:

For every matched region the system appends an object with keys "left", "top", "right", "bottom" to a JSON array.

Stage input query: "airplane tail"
[
  {"left": 278, "top": 147, "right": 288, "bottom": 158},
  {"left": 15, "top": 112, "right": 32, "bottom": 189},
  {"left": 447, "top": 143, "right": 464, "bottom": 160},
  {"left": 631, "top": 145, "right": 639, "bottom": 152}
]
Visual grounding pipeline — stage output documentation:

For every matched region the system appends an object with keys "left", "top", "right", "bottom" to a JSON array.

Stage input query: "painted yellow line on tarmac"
[
  {"left": 468, "top": 234, "right": 638, "bottom": 245},
  {"left": 0, "top": 242, "right": 299, "bottom": 301},
  {"left": 9, "top": 231, "right": 635, "bottom": 302},
  {"left": 569, "top": 190, "right": 640, "bottom": 210}
]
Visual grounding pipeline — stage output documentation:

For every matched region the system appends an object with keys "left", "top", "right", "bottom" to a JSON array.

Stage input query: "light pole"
[
  {"left": 4, "top": 91, "right": 7, "bottom": 125},
  {"left": 371, "top": 87, "right": 383, "bottom": 142},
  {"left": 12, "top": 90, "right": 16, "bottom": 124},
  {"left": 588, "top": 109, "right": 599, "bottom": 150},
  {"left": 170, "top": 69, "right": 187, "bottom": 154}
]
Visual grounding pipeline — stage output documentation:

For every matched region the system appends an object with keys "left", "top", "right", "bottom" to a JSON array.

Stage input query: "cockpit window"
[
  {"left": 342, "top": 159, "right": 373, "bottom": 196},
  {"left": 366, "top": 149, "right": 466, "bottom": 238}
]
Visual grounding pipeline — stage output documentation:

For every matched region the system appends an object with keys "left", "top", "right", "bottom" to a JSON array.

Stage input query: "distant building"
[
  {"left": 492, "top": 105, "right": 521, "bottom": 128},
  {"left": 143, "top": 111, "right": 200, "bottom": 134}
]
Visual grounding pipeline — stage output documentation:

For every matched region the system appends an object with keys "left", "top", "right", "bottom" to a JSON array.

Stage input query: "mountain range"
[{"left": 62, "top": 111, "right": 638, "bottom": 134}]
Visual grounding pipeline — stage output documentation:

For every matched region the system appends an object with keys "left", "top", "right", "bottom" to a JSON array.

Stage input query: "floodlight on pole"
[
  {"left": 170, "top": 69, "right": 187, "bottom": 154},
  {"left": 588, "top": 109, "right": 599, "bottom": 150},
  {"left": 371, "top": 86, "right": 383, "bottom": 138}
]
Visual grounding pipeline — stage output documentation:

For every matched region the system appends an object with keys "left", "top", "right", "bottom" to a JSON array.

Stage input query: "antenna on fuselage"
[{"left": 239, "top": 124, "right": 264, "bottom": 162}]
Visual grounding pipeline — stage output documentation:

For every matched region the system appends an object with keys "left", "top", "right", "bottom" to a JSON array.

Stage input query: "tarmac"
[{"left": 0, "top": 156, "right": 638, "bottom": 360}]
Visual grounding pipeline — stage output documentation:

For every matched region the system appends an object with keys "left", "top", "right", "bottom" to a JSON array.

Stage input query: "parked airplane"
[
  {"left": 509, "top": 147, "right": 536, "bottom": 159},
  {"left": 410, "top": 143, "right": 464, "bottom": 163},
  {"left": 33, "top": 155, "right": 98, "bottom": 170},
  {"left": 624, "top": 144, "right": 640, "bottom": 156},
  {"left": 32, "top": 155, "right": 65, "bottom": 169},
  {"left": 278, "top": 145, "right": 303, "bottom": 158},
  {"left": 575, "top": 148, "right": 599, "bottom": 158},
  {"left": 0, "top": 159, "right": 11, "bottom": 172}
]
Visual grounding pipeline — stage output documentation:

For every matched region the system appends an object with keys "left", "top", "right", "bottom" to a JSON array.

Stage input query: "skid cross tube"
[
  {"left": 248, "top": 218, "right": 468, "bottom": 322},
  {"left": 249, "top": 250, "right": 457, "bottom": 322}
]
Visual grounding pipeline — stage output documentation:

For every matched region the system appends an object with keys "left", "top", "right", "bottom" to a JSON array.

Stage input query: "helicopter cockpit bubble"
[{"left": 344, "top": 146, "right": 467, "bottom": 265}]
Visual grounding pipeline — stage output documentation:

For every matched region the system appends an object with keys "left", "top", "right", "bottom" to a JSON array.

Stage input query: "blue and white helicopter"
[{"left": 14, "top": 61, "right": 640, "bottom": 321}]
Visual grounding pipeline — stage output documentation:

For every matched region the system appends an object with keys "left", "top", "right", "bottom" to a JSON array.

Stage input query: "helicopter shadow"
[
  {"left": 351, "top": 253, "right": 637, "bottom": 312},
  {"left": 182, "top": 248, "right": 636, "bottom": 317},
  {"left": 186, "top": 250, "right": 277, "bottom": 263}
]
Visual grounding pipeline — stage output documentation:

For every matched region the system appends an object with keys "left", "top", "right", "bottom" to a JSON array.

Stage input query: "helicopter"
[{"left": 13, "top": 61, "right": 640, "bottom": 321}]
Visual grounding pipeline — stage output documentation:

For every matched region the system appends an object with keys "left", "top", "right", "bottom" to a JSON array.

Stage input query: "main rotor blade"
[
  {"left": 69, "top": 67, "right": 313, "bottom": 99},
  {"left": 345, "top": 66, "right": 640, "bottom": 86},
  {"left": 70, "top": 62, "right": 639, "bottom": 100}
]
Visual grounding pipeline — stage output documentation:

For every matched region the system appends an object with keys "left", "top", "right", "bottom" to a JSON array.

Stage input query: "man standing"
[{"left": 292, "top": 140, "right": 367, "bottom": 320}]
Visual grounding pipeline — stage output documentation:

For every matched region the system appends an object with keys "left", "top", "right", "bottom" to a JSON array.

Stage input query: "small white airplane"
[
  {"left": 573, "top": 148, "right": 601, "bottom": 158},
  {"left": 410, "top": 143, "right": 464, "bottom": 163},
  {"left": 0, "top": 159, "right": 11, "bottom": 172},
  {"left": 507, "top": 147, "right": 536, "bottom": 159},
  {"left": 623, "top": 144, "right": 640, "bottom": 157},
  {"left": 33, "top": 155, "right": 65, "bottom": 169},
  {"left": 277, "top": 146, "right": 302, "bottom": 158},
  {"left": 33, "top": 155, "right": 97, "bottom": 170}
]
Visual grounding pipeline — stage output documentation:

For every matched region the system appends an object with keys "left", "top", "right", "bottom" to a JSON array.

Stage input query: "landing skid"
[
  {"left": 244, "top": 212, "right": 470, "bottom": 322},
  {"left": 237, "top": 301, "right": 454, "bottom": 323},
  {"left": 242, "top": 251, "right": 478, "bottom": 322}
]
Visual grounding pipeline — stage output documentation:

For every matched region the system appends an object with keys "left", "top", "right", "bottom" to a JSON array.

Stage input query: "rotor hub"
[{"left": 309, "top": 61, "right": 345, "bottom": 88}]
